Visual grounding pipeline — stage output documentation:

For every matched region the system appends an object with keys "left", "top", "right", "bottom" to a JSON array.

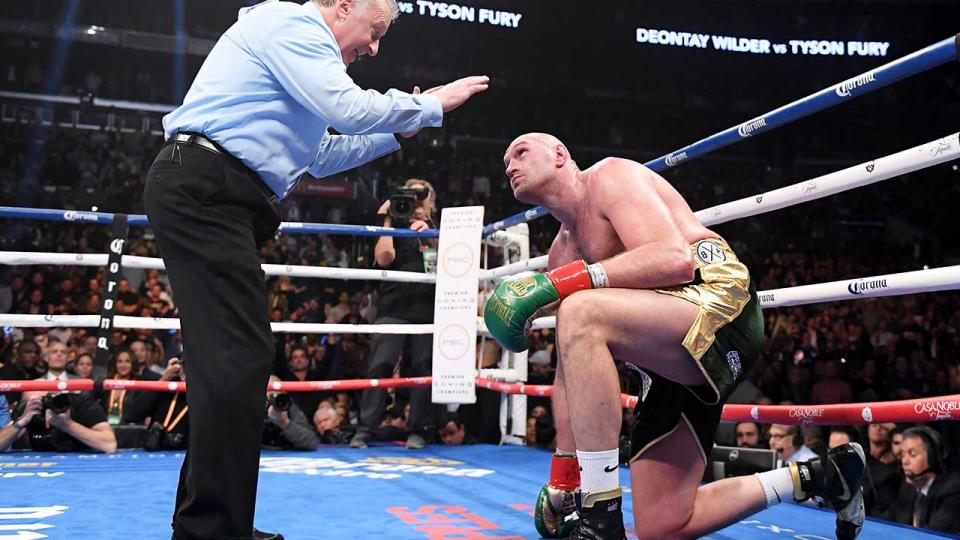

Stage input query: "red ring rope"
[{"left": 6, "top": 378, "right": 958, "bottom": 426}]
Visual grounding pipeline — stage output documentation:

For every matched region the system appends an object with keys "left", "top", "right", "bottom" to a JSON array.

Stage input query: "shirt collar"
[
  {"left": 44, "top": 371, "right": 68, "bottom": 381},
  {"left": 920, "top": 476, "right": 935, "bottom": 496},
  {"left": 303, "top": 1, "right": 344, "bottom": 63}
]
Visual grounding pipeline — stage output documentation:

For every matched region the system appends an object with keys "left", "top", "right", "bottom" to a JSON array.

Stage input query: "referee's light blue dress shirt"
[
  {"left": 163, "top": 0, "right": 443, "bottom": 200},
  {"left": 0, "top": 395, "right": 10, "bottom": 431}
]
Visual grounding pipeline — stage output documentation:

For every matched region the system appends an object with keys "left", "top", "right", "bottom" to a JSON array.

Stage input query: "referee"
[{"left": 143, "top": 0, "right": 488, "bottom": 538}]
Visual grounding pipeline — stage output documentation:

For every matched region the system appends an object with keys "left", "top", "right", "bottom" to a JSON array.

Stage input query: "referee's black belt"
[{"left": 168, "top": 132, "right": 278, "bottom": 204}]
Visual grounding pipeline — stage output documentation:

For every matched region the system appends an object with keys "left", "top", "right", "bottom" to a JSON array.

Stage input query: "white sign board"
[{"left": 431, "top": 206, "right": 484, "bottom": 404}]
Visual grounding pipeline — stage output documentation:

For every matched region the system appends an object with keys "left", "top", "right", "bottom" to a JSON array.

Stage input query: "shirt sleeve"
[
  {"left": 76, "top": 394, "right": 109, "bottom": 427},
  {"left": 0, "top": 396, "right": 10, "bottom": 427},
  {"left": 308, "top": 132, "right": 399, "bottom": 179},
  {"left": 256, "top": 14, "right": 443, "bottom": 135},
  {"left": 281, "top": 405, "right": 319, "bottom": 451}
]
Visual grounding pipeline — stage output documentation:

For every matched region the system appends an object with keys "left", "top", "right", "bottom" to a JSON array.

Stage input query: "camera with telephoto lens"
[
  {"left": 388, "top": 186, "right": 429, "bottom": 221},
  {"left": 42, "top": 393, "right": 71, "bottom": 415},
  {"left": 144, "top": 421, "right": 185, "bottom": 451},
  {"left": 266, "top": 392, "right": 291, "bottom": 412}
]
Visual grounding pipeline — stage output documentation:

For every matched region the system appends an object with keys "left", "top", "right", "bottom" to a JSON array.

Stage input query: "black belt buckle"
[{"left": 262, "top": 183, "right": 278, "bottom": 205}]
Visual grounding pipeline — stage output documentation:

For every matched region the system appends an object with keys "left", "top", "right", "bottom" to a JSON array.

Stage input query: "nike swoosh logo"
[
  {"left": 603, "top": 465, "right": 618, "bottom": 473},
  {"left": 835, "top": 466, "right": 851, "bottom": 501}
]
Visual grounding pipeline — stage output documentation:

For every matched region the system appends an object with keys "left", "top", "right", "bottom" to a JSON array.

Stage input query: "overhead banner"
[
  {"left": 635, "top": 27, "right": 891, "bottom": 57},
  {"left": 398, "top": 1, "right": 523, "bottom": 29},
  {"left": 431, "top": 206, "right": 484, "bottom": 404}
]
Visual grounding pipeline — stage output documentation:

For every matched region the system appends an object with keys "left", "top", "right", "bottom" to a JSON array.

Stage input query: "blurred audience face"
[
  {"left": 46, "top": 341, "right": 69, "bottom": 374},
  {"left": 438, "top": 419, "right": 466, "bottom": 445},
  {"left": 867, "top": 423, "right": 895, "bottom": 446},
  {"left": 130, "top": 340, "right": 148, "bottom": 368},
  {"left": 768, "top": 424, "right": 798, "bottom": 459},
  {"left": 74, "top": 353, "right": 94, "bottom": 378},
  {"left": 526, "top": 417, "right": 537, "bottom": 446},
  {"left": 530, "top": 405, "right": 547, "bottom": 419},
  {"left": 735, "top": 422, "right": 761, "bottom": 448},
  {"left": 82, "top": 336, "right": 97, "bottom": 355},
  {"left": 828, "top": 431, "right": 852, "bottom": 449},
  {"left": 900, "top": 435, "right": 932, "bottom": 486},
  {"left": 289, "top": 348, "right": 309, "bottom": 372},
  {"left": 313, "top": 405, "right": 341, "bottom": 435},
  {"left": 17, "top": 340, "right": 41, "bottom": 369},
  {"left": 113, "top": 351, "right": 135, "bottom": 378},
  {"left": 891, "top": 431, "right": 905, "bottom": 460}
]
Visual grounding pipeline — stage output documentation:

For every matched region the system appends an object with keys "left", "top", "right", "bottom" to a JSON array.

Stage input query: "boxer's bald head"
[
  {"left": 503, "top": 132, "right": 575, "bottom": 204},
  {"left": 507, "top": 132, "right": 564, "bottom": 151}
]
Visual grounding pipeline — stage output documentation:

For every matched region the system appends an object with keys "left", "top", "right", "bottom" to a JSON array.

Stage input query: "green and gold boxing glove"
[{"left": 483, "top": 260, "right": 608, "bottom": 352}]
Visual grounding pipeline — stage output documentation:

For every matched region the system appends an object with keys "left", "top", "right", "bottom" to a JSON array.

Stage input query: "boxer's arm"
[
  {"left": 595, "top": 160, "right": 694, "bottom": 289},
  {"left": 538, "top": 232, "right": 576, "bottom": 317},
  {"left": 547, "top": 230, "right": 579, "bottom": 271}
]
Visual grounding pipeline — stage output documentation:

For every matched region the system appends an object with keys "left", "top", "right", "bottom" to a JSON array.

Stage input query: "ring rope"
[
  {"left": 8, "top": 378, "right": 957, "bottom": 427},
  {"left": 483, "top": 36, "right": 959, "bottom": 235},
  {"left": 476, "top": 263, "right": 960, "bottom": 334},
  {"left": 0, "top": 206, "right": 439, "bottom": 238},
  {"left": 4, "top": 261, "right": 959, "bottom": 332},
  {"left": 0, "top": 252, "right": 437, "bottom": 284},
  {"left": 696, "top": 132, "right": 960, "bottom": 227}
]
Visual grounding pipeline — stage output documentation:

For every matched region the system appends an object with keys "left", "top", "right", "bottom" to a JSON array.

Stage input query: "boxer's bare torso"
[{"left": 547, "top": 157, "right": 719, "bottom": 273}]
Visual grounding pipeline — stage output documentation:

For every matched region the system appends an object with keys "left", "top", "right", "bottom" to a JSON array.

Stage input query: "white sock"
[
  {"left": 755, "top": 467, "right": 796, "bottom": 507},
  {"left": 576, "top": 449, "right": 620, "bottom": 494}
]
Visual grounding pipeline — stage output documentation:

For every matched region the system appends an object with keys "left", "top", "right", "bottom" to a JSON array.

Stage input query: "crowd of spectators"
[{"left": 1, "top": 3, "right": 960, "bottom": 531}]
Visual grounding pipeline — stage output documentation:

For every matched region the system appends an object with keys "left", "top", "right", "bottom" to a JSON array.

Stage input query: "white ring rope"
[
  {"left": 480, "top": 255, "right": 549, "bottom": 281},
  {"left": 480, "top": 133, "right": 960, "bottom": 278},
  {"left": 0, "top": 252, "right": 436, "bottom": 284},
  {"left": 696, "top": 133, "right": 959, "bottom": 226},
  {"left": 0, "top": 313, "right": 433, "bottom": 335},
  {"left": 4, "top": 262, "right": 959, "bottom": 332},
  {"left": 477, "top": 264, "right": 960, "bottom": 334}
]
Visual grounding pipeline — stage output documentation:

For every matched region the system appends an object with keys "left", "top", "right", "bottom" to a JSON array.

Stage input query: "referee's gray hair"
[{"left": 316, "top": 0, "right": 400, "bottom": 21}]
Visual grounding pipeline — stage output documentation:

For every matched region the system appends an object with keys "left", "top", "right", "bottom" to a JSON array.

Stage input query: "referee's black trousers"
[{"left": 144, "top": 141, "right": 279, "bottom": 539}]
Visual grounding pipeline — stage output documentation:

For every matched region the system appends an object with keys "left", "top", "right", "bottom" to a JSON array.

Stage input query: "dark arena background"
[{"left": 1, "top": 1, "right": 959, "bottom": 539}]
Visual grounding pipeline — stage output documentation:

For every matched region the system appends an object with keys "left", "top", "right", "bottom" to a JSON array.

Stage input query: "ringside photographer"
[{"left": 351, "top": 178, "right": 440, "bottom": 450}]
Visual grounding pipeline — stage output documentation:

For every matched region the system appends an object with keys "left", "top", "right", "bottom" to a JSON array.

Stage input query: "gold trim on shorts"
[
  {"left": 653, "top": 238, "right": 752, "bottom": 405},
  {"left": 628, "top": 412, "right": 707, "bottom": 465}
]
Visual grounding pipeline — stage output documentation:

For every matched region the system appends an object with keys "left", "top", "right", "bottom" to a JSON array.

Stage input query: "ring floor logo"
[
  {"left": 260, "top": 456, "right": 495, "bottom": 480},
  {"left": 388, "top": 504, "right": 524, "bottom": 539},
  {"left": 0, "top": 505, "right": 69, "bottom": 539}
]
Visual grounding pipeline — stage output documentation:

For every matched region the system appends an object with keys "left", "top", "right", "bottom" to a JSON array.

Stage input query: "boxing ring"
[{"left": 2, "top": 34, "right": 960, "bottom": 539}]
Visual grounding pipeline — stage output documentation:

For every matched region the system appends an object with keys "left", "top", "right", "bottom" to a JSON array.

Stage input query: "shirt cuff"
[
  {"left": 420, "top": 94, "right": 443, "bottom": 128},
  {"left": 370, "top": 133, "right": 401, "bottom": 157}
]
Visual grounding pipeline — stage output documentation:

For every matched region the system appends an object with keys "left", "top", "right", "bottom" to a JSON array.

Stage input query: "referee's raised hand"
[{"left": 433, "top": 75, "right": 490, "bottom": 112}]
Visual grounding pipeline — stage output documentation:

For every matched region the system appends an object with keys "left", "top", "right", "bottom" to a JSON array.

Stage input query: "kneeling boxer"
[{"left": 485, "top": 133, "right": 865, "bottom": 539}]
